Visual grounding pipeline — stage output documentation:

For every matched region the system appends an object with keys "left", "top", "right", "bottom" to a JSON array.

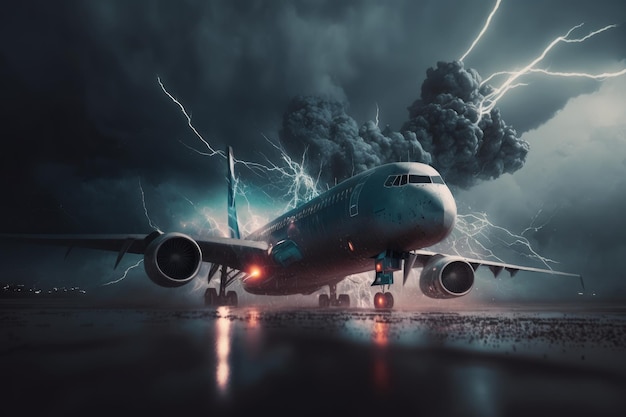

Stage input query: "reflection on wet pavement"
[{"left": 1, "top": 304, "right": 625, "bottom": 416}]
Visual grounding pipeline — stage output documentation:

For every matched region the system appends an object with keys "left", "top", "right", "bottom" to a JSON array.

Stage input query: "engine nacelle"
[
  {"left": 144, "top": 232, "right": 202, "bottom": 287},
  {"left": 419, "top": 255, "right": 475, "bottom": 299}
]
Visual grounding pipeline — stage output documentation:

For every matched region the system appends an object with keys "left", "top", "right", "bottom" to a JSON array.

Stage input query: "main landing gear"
[
  {"left": 204, "top": 264, "right": 243, "bottom": 307},
  {"left": 318, "top": 283, "right": 351, "bottom": 308}
]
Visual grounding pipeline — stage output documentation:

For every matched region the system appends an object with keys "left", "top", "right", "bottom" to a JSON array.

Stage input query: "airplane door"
[{"left": 349, "top": 178, "right": 369, "bottom": 217}]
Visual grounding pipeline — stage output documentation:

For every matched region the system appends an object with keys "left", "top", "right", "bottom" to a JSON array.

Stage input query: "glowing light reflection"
[
  {"left": 215, "top": 306, "right": 232, "bottom": 396},
  {"left": 373, "top": 318, "right": 389, "bottom": 347},
  {"left": 371, "top": 316, "right": 391, "bottom": 393},
  {"left": 245, "top": 308, "right": 262, "bottom": 352}
]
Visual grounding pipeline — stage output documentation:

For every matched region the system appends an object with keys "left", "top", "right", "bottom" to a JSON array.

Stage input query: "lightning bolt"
[
  {"left": 459, "top": 2, "right": 626, "bottom": 125},
  {"left": 374, "top": 102, "right": 380, "bottom": 128},
  {"left": 477, "top": 23, "right": 626, "bottom": 121},
  {"left": 520, "top": 207, "right": 556, "bottom": 237},
  {"left": 102, "top": 259, "right": 144, "bottom": 286},
  {"left": 525, "top": 67, "right": 626, "bottom": 80},
  {"left": 459, "top": 0, "right": 502, "bottom": 62},
  {"left": 158, "top": 77, "right": 321, "bottom": 213},
  {"left": 258, "top": 135, "right": 321, "bottom": 210},
  {"left": 179, "top": 195, "right": 230, "bottom": 237},
  {"left": 102, "top": 180, "right": 161, "bottom": 287},
  {"left": 438, "top": 212, "right": 561, "bottom": 272},
  {"left": 158, "top": 76, "right": 224, "bottom": 158},
  {"left": 138, "top": 178, "right": 162, "bottom": 232}
]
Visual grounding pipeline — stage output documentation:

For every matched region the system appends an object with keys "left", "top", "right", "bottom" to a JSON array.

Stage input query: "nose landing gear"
[{"left": 371, "top": 250, "right": 402, "bottom": 309}]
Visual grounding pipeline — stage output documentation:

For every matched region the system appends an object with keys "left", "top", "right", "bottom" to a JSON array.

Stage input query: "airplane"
[{"left": 0, "top": 147, "right": 582, "bottom": 309}]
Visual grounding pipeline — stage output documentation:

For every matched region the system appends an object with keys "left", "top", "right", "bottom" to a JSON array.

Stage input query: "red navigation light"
[{"left": 375, "top": 262, "right": 383, "bottom": 272}]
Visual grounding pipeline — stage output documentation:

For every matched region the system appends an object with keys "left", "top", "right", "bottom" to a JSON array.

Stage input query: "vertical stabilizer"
[{"left": 227, "top": 146, "right": 241, "bottom": 239}]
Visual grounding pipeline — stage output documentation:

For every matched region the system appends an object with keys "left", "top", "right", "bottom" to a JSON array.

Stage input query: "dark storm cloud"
[
  {"left": 280, "top": 61, "right": 528, "bottom": 189},
  {"left": 403, "top": 61, "right": 529, "bottom": 188},
  {"left": 278, "top": 95, "right": 430, "bottom": 188}
]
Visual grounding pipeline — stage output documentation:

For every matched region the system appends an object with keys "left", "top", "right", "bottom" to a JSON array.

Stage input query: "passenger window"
[
  {"left": 432, "top": 176, "right": 445, "bottom": 184},
  {"left": 385, "top": 175, "right": 397, "bottom": 187}
]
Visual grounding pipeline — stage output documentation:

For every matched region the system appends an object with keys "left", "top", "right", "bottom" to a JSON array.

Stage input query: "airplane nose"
[
  {"left": 375, "top": 181, "right": 457, "bottom": 251},
  {"left": 415, "top": 186, "right": 456, "bottom": 243},
  {"left": 441, "top": 190, "right": 456, "bottom": 235}
]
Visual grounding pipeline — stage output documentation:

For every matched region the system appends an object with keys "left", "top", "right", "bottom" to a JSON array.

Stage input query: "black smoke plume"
[{"left": 280, "top": 60, "right": 529, "bottom": 190}]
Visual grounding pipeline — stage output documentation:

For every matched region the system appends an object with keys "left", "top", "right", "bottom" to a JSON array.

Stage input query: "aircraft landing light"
[{"left": 248, "top": 266, "right": 262, "bottom": 279}]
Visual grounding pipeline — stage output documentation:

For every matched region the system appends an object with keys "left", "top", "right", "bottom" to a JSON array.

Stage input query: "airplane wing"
[
  {"left": 406, "top": 249, "right": 584, "bottom": 288},
  {"left": 0, "top": 233, "right": 269, "bottom": 272}
]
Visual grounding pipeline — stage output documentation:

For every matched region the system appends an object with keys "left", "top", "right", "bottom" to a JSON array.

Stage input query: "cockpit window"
[
  {"left": 409, "top": 175, "right": 431, "bottom": 184},
  {"left": 385, "top": 173, "right": 445, "bottom": 186},
  {"left": 384, "top": 175, "right": 397, "bottom": 187}
]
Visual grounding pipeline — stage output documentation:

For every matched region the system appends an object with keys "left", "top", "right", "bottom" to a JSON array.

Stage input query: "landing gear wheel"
[
  {"left": 384, "top": 292, "right": 394, "bottom": 309},
  {"left": 374, "top": 292, "right": 393, "bottom": 309},
  {"left": 226, "top": 291, "right": 238, "bottom": 307},
  {"left": 338, "top": 294, "right": 350, "bottom": 307},
  {"left": 319, "top": 294, "right": 330, "bottom": 308},
  {"left": 205, "top": 288, "right": 218, "bottom": 307},
  {"left": 374, "top": 292, "right": 385, "bottom": 309}
]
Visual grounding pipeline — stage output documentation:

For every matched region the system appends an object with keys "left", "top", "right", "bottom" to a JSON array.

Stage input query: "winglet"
[
  {"left": 227, "top": 146, "right": 241, "bottom": 239},
  {"left": 579, "top": 275, "right": 585, "bottom": 291}
]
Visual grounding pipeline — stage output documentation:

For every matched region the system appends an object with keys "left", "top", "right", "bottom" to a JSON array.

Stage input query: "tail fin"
[{"left": 227, "top": 146, "right": 241, "bottom": 239}]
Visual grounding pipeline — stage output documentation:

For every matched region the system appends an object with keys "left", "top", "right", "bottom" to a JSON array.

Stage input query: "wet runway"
[{"left": 1, "top": 302, "right": 625, "bottom": 416}]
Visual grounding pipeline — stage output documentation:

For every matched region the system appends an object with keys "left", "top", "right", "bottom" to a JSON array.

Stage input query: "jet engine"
[
  {"left": 419, "top": 255, "right": 474, "bottom": 299},
  {"left": 144, "top": 232, "right": 202, "bottom": 287}
]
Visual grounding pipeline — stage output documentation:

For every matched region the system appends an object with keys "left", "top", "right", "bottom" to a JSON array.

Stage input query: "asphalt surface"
[{"left": 1, "top": 302, "right": 625, "bottom": 417}]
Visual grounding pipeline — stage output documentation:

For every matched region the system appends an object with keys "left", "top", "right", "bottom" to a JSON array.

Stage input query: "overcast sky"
[{"left": 1, "top": 0, "right": 625, "bottom": 306}]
